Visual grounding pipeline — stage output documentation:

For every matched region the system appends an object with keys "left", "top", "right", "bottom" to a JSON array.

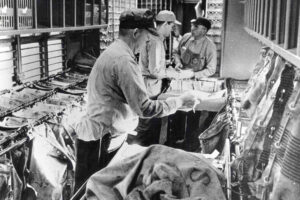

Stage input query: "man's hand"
[{"left": 174, "top": 62, "right": 183, "bottom": 71}]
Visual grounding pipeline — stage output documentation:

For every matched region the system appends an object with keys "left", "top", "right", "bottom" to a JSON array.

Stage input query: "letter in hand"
[
  {"left": 177, "top": 69, "right": 195, "bottom": 79},
  {"left": 166, "top": 68, "right": 179, "bottom": 79}
]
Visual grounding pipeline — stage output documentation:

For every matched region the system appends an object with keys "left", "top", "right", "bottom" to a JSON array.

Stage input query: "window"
[
  {"left": 21, "top": 42, "right": 43, "bottom": 82},
  {"left": 0, "top": 42, "right": 15, "bottom": 90},
  {"left": 48, "top": 39, "right": 65, "bottom": 75}
]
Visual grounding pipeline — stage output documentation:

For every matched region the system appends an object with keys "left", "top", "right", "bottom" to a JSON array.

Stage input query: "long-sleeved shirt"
[
  {"left": 139, "top": 33, "right": 166, "bottom": 97},
  {"left": 75, "top": 39, "right": 182, "bottom": 141},
  {"left": 174, "top": 33, "right": 217, "bottom": 78},
  {"left": 172, "top": 34, "right": 182, "bottom": 53}
]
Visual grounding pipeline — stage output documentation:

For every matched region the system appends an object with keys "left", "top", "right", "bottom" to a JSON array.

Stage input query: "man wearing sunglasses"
[{"left": 174, "top": 17, "right": 217, "bottom": 78}]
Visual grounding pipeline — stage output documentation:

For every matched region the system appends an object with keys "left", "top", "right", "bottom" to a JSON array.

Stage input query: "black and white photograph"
[{"left": 0, "top": 0, "right": 299, "bottom": 199}]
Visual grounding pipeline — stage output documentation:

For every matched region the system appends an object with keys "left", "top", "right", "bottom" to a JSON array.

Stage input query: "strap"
[
  {"left": 256, "top": 65, "right": 295, "bottom": 170},
  {"left": 181, "top": 34, "right": 193, "bottom": 49}
]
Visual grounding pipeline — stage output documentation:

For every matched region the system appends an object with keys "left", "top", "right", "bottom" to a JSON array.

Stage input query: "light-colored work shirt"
[
  {"left": 76, "top": 39, "right": 182, "bottom": 141},
  {"left": 139, "top": 33, "right": 167, "bottom": 97},
  {"left": 172, "top": 35, "right": 182, "bottom": 52},
  {"left": 174, "top": 33, "right": 217, "bottom": 78}
]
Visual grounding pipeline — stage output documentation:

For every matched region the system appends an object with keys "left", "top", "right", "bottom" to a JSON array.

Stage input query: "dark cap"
[
  {"left": 191, "top": 17, "right": 212, "bottom": 30},
  {"left": 119, "top": 9, "right": 155, "bottom": 29}
]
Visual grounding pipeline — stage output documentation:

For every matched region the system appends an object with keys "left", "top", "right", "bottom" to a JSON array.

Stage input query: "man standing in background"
[
  {"left": 139, "top": 10, "right": 179, "bottom": 98},
  {"left": 174, "top": 17, "right": 217, "bottom": 79},
  {"left": 130, "top": 10, "right": 183, "bottom": 146}
]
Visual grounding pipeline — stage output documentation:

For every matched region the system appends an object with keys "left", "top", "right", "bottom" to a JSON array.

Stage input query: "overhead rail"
[{"left": 244, "top": 0, "right": 300, "bottom": 68}]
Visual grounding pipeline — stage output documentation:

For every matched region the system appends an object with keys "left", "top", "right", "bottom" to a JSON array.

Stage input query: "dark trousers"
[
  {"left": 128, "top": 117, "right": 162, "bottom": 146},
  {"left": 74, "top": 139, "right": 100, "bottom": 192},
  {"left": 166, "top": 111, "right": 216, "bottom": 152},
  {"left": 74, "top": 134, "right": 117, "bottom": 193}
]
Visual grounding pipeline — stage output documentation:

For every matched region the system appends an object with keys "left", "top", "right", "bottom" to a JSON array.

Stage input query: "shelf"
[
  {"left": 0, "top": 0, "right": 108, "bottom": 34},
  {"left": 245, "top": 27, "right": 300, "bottom": 68},
  {"left": 0, "top": 24, "right": 108, "bottom": 36},
  {"left": 0, "top": 0, "right": 110, "bottom": 93}
]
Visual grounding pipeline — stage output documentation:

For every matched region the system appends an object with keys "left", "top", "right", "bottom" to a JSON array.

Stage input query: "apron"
[{"left": 180, "top": 36, "right": 206, "bottom": 72}]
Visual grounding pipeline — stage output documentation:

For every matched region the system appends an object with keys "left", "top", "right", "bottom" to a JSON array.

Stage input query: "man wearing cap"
[
  {"left": 174, "top": 17, "right": 217, "bottom": 78},
  {"left": 139, "top": 10, "right": 179, "bottom": 98},
  {"left": 130, "top": 10, "right": 182, "bottom": 146},
  {"left": 74, "top": 8, "right": 197, "bottom": 192}
]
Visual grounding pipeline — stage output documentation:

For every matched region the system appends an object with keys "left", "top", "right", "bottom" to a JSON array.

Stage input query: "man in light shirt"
[
  {"left": 174, "top": 17, "right": 217, "bottom": 78},
  {"left": 131, "top": 10, "right": 182, "bottom": 146},
  {"left": 74, "top": 9, "right": 197, "bottom": 192},
  {"left": 139, "top": 10, "right": 179, "bottom": 98}
]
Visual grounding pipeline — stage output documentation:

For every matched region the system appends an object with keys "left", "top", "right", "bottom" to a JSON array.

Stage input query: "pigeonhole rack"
[
  {"left": 0, "top": 0, "right": 33, "bottom": 30},
  {"left": 0, "top": 0, "right": 14, "bottom": 30},
  {"left": 17, "top": 0, "right": 33, "bottom": 29}
]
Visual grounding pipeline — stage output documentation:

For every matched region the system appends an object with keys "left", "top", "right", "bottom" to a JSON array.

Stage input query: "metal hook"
[
  {"left": 268, "top": 126, "right": 276, "bottom": 139},
  {"left": 279, "top": 89, "right": 286, "bottom": 103},
  {"left": 264, "top": 176, "right": 269, "bottom": 183}
]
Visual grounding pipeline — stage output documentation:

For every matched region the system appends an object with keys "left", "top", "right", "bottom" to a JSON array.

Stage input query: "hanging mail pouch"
[{"left": 198, "top": 107, "right": 230, "bottom": 154}]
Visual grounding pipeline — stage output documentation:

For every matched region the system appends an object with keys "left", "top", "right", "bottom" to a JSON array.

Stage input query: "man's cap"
[
  {"left": 175, "top": 20, "right": 182, "bottom": 25},
  {"left": 119, "top": 9, "right": 155, "bottom": 29},
  {"left": 156, "top": 10, "right": 176, "bottom": 22},
  {"left": 191, "top": 17, "right": 212, "bottom": 30}
]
